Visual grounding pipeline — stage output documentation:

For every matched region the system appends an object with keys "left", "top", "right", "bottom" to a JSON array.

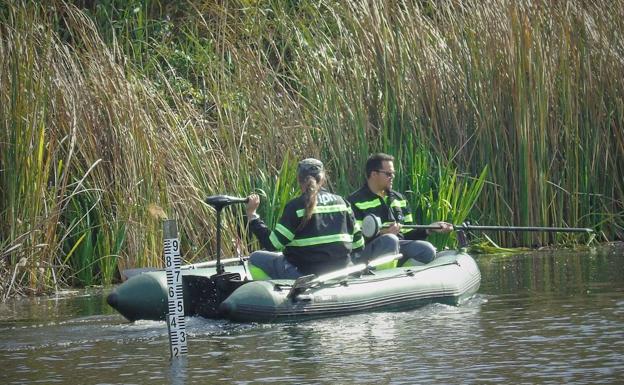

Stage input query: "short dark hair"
[{"left": 365, "top": 153, "right": 394, "bottom": 178}]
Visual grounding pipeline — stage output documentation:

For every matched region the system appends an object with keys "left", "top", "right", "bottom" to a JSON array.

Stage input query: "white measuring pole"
[{"left": 163, "top": 220, "right": 188, "bottom": 358}]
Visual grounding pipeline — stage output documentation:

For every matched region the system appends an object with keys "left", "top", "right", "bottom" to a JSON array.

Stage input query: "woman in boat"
[{"left": 245, "top": 158, "right": 369, "bottom": 279}]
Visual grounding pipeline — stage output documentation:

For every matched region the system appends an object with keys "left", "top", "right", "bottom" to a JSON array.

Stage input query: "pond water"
[{"left": 1, "top": 244, "right": 623, "bottom": 384}]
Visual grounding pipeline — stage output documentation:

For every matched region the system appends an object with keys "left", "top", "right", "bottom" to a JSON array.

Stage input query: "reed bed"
[{"left": 1, "top": 0, "right": 622, "bottom": 297}]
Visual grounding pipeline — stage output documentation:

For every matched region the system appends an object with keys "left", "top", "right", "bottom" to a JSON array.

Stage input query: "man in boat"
[
  {"left": 245, "top": 158, "right": 371, "bottom": 279},
  {"left": 347, "top": 153, "right": 453, "bottom": 266}
]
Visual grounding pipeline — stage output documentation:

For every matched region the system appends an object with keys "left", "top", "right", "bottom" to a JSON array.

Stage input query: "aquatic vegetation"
[{"left": 1, "top": 0, "right": 622, "bottom": 298}]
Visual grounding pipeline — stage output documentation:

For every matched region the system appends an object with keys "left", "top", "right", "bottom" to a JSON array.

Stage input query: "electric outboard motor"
[
  {"left": 185, "top": 273, "right": 247, "bottom": 318},
  {"left": 205, "top": 195, "right": 248, "bottom": 274},
  {"left": 195, "top": 195, "right": 251, "bottom": 317}
]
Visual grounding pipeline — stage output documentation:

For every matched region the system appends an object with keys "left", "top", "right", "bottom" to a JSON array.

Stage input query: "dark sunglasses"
[{"left": 375, "top": 169, "right": 395, "bottom": 178}]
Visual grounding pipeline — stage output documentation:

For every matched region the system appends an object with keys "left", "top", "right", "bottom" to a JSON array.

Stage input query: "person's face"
[{"left": 372, "top": 160, "right": 395, "bottom": 191}]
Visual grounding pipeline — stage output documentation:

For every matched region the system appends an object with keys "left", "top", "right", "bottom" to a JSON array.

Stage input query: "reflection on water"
[
  {"left": 168, "top": 357, "right": 187, "bottom": 385},
  {"left": 1, "top": 244, "right": 623, "bottom": 384}
]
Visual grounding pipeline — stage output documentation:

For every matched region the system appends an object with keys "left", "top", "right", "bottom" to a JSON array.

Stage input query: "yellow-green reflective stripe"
[
  {"left": 404, "top": 214, "right": 413, "bottom": 222},
  {"left": 353, "top": 237, "right": 365, "bottom": 249},
  {"left": 275, "top": 223, "right": 294, "bottom": 240},
  {"left": 354, "top": 222, "right": 361, "bottom": 232},
  {"left": 382, "top": 221, "right": 395, "bottom": 227},
  {"left": 355, "top": 219, "right": 363, "bottom": 227},
  {"left": 295, "top": 204, "right": 349, "bottom": 217},
  {"left": 354, "top": 199, "right": 381, "bottom": 210},
  {"left": 289, "top": 233, "right": 353, "bottom": 247},
  {"left": 249, "top": 265, "right": 271, "bottom": 280},
  {"left": 390, "top": 200, "right": 407, "bottom": 209},
  {"left": 269, "top": 232, "right": 285, "bottom": 250}
]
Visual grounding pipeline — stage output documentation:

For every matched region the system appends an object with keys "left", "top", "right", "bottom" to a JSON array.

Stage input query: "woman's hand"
[{"left": 246, "top": 194, "right": 260, "bottom": 217}]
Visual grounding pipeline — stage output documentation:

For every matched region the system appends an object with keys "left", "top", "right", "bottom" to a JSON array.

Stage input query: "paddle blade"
[{"left": 362, "top": 214, "right": 382, "bottom": 238}]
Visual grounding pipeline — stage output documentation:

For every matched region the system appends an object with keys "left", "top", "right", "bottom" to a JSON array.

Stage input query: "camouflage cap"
[{"left": 297, "top": 158, "right": 324, "bottom": 178}]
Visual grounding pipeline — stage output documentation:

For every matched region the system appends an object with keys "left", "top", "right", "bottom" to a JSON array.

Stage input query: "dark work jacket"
[
  {"left": 249, "top": 189, "right": 364, "bottom": 275},
  {"left": 347, "top": 184, "right": 427, "bottom": 241}
]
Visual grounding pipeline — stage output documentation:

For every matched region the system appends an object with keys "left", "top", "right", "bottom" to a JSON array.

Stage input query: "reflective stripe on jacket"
[
  {"left": 249, "top": 189, "right": 364, "bottom": 275},
  {"left": 347, "top": 184, "right": 426, "bottom": 241}
]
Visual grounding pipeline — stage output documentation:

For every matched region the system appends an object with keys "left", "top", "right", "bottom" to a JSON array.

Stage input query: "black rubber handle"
[{"left": 205, "top": 195, "right": 249, "bottom": 210}]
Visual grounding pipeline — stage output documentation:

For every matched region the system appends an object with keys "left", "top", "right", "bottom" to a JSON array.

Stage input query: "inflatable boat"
[
  {"left": 106, "top": 195, "right": 480, "bottom": 323},
  {"left": 106, "top": 193, "right": 594, "bottom": 323},
  {"left": 107, "top": 250, "right": 480, "bottom": 323}
]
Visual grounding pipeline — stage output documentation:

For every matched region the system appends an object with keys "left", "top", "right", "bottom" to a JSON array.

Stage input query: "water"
[{"left": 1, "top": 244, "right": 623, "bottom": 384}]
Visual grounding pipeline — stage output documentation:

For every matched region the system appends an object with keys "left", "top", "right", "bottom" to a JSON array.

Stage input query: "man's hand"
[
  {"left": 429, "top": 221, "right": 453, "bottom": 233},
  {"left": 381, "top": 222, "right": 401, "bottom": 235},
  {"left": 246, "top": 194, "right": 260, "bottom": 217}
]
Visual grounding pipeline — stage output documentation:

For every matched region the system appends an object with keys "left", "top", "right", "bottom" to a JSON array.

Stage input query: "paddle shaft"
[
  {"left": 398, "top": 223, "right": 593, "bottom": 233},
  {"left": 287, "top": 253, "right": 403, "bottom": 298},
  {"left": 312, "top": 253, "right": 401, "bottom": 284}
]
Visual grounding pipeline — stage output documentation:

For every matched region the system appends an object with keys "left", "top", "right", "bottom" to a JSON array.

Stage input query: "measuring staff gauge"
[{"left": 163, "top": 220, "right": 188, "bottom": 358}]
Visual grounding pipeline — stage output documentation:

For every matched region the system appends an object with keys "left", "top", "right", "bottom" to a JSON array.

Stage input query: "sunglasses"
[{"left": 375, "top": 169, "right": 395, "bottom": 178}]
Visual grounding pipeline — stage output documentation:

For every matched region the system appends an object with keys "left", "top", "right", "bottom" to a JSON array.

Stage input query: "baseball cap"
[{"left": 297, "top": 158, "right": 324, "bottom": 178}]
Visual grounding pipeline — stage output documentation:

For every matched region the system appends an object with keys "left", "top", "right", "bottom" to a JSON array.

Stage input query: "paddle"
[
  {"left": 361, "top": 214, "right": 594, "bottom": 238},
  {"left": 287, "top": 252, "right": 402, "bottom": 298}
]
